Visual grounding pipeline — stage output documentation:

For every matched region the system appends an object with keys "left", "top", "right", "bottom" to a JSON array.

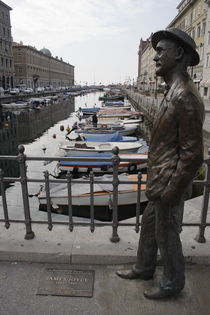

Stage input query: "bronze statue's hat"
[{"left": 151, "top": 28, "right": 200, "bottom": 66}]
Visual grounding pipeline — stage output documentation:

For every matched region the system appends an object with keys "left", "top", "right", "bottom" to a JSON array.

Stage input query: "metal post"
[
  {"left": 89, "top": 171, "right": 95, "bottom": 233},
  {"left": 18, "top": 145, "right": 35, "bottom": 240},
  {"left": 44, "top": 170, "right": 53, "bottom": 231},
  {"left": 0, "top": 169, "right": 10, "bottom": 229},
  {"left": 110, "top": 147, "right": 120, "bottom": 242},
  {"left": 67, "top": 171, "right": 73, "bottom": 232},
  {"left": 195, "top": 149, "right": 210, "bottom": 243},
  {"left": 135, "top": 172, "right": 142, "bottom": 233}
]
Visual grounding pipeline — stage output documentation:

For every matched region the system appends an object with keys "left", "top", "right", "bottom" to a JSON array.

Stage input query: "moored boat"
[
  {"left": 58, "top": 140, "right": 142, "bottom": 155},
  {"left": 38, "top": 173, "right": 147, "bottom": 221}
]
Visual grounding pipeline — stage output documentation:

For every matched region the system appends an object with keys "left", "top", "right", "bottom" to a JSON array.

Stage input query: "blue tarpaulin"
[{"left": 59, "top": 153, "right": 113, "bottom": 167}]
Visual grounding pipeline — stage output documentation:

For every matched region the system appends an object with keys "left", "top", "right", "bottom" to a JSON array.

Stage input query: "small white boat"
[
  {"left": 38, "top": 173, "right": 147, "bottom": 221},
  {"left": 58, "top": 141, "right": 142, "bottom": 155}
]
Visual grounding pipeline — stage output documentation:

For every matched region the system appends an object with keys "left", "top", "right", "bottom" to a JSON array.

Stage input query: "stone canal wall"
[
  {"left": 126, "top": 89, "right": 210, "bottom": 157},
  {"left": 16, "top": 98, "right": 75, "bottom": 143}
]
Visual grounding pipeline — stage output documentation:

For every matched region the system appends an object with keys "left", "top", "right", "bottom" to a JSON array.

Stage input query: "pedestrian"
[
  {"left": 116, "top": 28, "right": 205, "bottom": 300},
  {"left": 92, "top": 113, "right": 98, "bottom": 127}
]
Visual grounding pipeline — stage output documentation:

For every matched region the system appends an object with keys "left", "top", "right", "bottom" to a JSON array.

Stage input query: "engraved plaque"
[{"left": 37, "top": 269, "right": 94, "bottom": 297}]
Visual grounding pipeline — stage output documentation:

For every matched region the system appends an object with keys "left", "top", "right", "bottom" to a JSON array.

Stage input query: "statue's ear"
[{"left": 175, "top": 46, "right": 184, "bottom": 61}]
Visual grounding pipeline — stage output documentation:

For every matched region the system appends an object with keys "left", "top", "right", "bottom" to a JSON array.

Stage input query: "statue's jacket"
[{"left": 146, "top": 73, "right": 205, "bottom": 204}]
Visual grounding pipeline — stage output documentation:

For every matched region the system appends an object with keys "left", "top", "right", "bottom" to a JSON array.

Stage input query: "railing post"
[
  {"left": 110, "top": 147, "right": 120, "bottom": 243},
  {"left": 0, "top": 168, "right": 10, "bottom": 229},
  {"left": 195, "top": 149, "right": 210, "bottom": 243},
  {"left": 18, "top": 145, "right": 35, "bottom": 240}
]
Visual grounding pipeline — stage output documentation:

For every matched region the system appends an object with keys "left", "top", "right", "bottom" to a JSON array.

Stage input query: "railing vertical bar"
[
  {"left": 110, "top": 147, "right": 120, "bottom": 242},
  {"left": 44, "top": 170, "right": 53, "bottom": 231},
  {"left": 135, "top": 172, "right": 142, "bottom": 233},
  {"left": 0, "top": 169, "right": 10, "bottom": 229},
  {"left": 18, "top": 145, "right": 35, "bottom": 239},
  {"left": 195, "top": 152, "right": 210, "bottom": 243},
  {"left": 90, "top": 171, "right": 95, "bottom": 232},
  {"left": 67, "top": 171, "right": 74, "bottom": 231}
]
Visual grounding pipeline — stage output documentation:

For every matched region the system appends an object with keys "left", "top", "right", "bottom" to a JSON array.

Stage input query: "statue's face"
[{"left": 153, "top": 39, "right": 178, "bottom": 77}]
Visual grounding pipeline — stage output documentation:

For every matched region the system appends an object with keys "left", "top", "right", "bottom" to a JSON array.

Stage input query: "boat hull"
[
  {"left": 38, "top": 174, "right": 148, "bottom": 221},
  {"left": 39, "top": 201, "right": 148, "bottom": 222}
]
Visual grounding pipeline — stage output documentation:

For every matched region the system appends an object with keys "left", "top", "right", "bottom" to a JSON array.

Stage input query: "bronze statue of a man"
[{"left": 116, "top": 28, "right": 205, "bottom": 299}]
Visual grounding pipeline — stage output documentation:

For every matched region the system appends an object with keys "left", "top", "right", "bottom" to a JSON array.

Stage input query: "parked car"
[
  {"left": 10, "top": 88, "right": 20, "bottom": 95},
  {"left": 23, "top": 88, "right": 33, "bottom": 94}
]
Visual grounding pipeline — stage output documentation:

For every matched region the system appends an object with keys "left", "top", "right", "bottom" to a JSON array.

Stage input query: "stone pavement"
[{"left": 0, "top": 261, "right": 210, "bottom": 315}]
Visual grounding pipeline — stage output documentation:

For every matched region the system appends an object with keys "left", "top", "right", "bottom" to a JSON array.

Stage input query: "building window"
[
  {"left": 204, "top": 87, "right": 208, "bottom": 96},
  {"left": 206, "top": 54, "right": 210, "bottom": 67},
  {"left": 200, "top": 44, "right": 204, "bottom": 61},
  {"left": 208, "top": 32, "right": 210, "bottom": 45},
  {"left": 1, "top": 57, "right": 3, "bottom": 67},
  {"left": 192, "top": 8, "right": 196, "bottom": 21},
  {"left": 192, "top": 28, "right": 195, "bottom": 39},
  {"left": 202, "top": 22, "right": 206, "bottom": 35},
  {"left": 197, "top": 24, "right": 201, "bottom": 38}
]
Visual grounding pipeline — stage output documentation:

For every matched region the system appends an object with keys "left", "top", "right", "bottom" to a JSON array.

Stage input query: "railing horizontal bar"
[
  {"left": 0, "top": 156, "right": 18, "bottom": 161},
  {"left": 0, "top": 219, "right": 209, "bottom": 227},
  {"left": 0, "top": 177, "right": 147, "bottom": 185},
  {"left": 0, "top": 155, "right": 147, "bottom": 163},
  {"left": 23, "top": 156, "right": 148, "bottom": 163}
]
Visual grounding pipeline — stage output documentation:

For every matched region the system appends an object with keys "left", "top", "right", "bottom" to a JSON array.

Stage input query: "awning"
[{"left": 193, "top": 79, "right": 201, "bottom": 83}]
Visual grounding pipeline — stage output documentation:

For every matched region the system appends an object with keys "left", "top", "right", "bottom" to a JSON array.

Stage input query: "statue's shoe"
[
  {"left": 116, "top": 269, "right": 153, "bottom": 280},
  {"left": 144, "top": 287, "right": 181, "bottom": 300}
]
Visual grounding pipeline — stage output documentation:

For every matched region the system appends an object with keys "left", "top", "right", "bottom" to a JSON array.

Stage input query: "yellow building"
[
  {"left": 137, "top": 0, "right": 208, "bottom": 94},
  {"left": 12, "top": 43, "right": 74, "bottom": 89},
  {"left": 168, "top": 0, "right": 208, "bottom": 87}
]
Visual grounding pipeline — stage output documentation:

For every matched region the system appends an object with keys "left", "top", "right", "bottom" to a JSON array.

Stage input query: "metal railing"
[{"left": 0, "top": 145, "right": 209, "bottom": 243}]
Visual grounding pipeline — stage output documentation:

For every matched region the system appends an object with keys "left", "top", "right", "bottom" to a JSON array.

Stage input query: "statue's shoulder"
[{"left": 171, "top": 75, "right": 201, "bottom": 104}]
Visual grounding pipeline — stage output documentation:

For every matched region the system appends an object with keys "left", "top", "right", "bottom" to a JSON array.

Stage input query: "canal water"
[
  {"left": 0, "top": 91, "right": 104, "bottom": 220},
  {"left": 1, "top": 91, "right": 148, "bottom": 222}
]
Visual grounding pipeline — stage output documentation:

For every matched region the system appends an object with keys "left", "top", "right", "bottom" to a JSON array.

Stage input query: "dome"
[{"left": 40, "top": 47, "right": 52, "bottom": 56}]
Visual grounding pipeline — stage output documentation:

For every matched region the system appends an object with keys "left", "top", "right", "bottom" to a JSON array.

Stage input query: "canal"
[{"left": 0, "top": 91, "right": 148, "bottom": 222}]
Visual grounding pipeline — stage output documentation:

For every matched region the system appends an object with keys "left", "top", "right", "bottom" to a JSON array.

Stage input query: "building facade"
[
  {"left": 168, "top": 0, "right": 207, "bottom": 88},
  {"left": 201, "top": 0, "right": 210, "bottom": 99},
  {"left": 12, "top": 43, "right": 74, "bottom": 89},
  {"left": 137, "top": 0, "right": 209, "bottom": 95},
  {"left": 137, "top": 36, "right": 160, "bottom": 92},
  {"left": 0, "top": 0, "right": 14, "bottom": 89}
]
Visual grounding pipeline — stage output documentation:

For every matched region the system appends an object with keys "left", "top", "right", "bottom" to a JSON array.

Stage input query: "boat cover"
[
  {"left": 84, "top": 132, "right": 123, "bottom": 142},
  {"left": 104, "top": 101, "right": 124, "bottom": 106},
  {"left": 59, "top": 153, "right": 113, "bottom": 167},
  {"left": 81, "top": 107, "right": 100, "bottom": 113}
]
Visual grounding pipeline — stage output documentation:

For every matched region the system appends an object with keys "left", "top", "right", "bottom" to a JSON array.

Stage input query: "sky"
[{"left": 6, "top": 0, "right": 178, "bottom": 85}]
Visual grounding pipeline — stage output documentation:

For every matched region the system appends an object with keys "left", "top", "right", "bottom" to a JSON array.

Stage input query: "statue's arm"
[{"left": 160, "top": 92, "right": 204, "bottom": 206}]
